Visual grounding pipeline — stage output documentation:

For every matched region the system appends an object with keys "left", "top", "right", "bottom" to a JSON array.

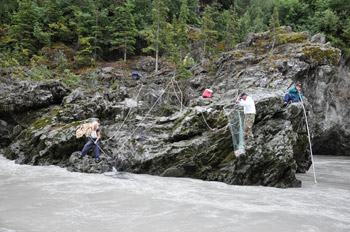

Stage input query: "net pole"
[{"left": 299, "top": 94, "right": 317, "bottom": 184}]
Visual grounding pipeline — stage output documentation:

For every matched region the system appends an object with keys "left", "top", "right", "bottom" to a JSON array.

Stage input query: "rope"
[
  {"left": 90, "top": 137, "right": 112, "bottom": 160},
  {"left": 200, "top": 110, "right": 215, "bottom": 131},
  {"left": 172, "top": 77, "right": 184, "bottom": 112},
  {"left": 105, "top": 84, "right": 144, "bottom": 142},
  {"left": 115, "top": 80, "right": 173, "bottom": 157},
  {"left": 171, "top": 79, "right": 183, "bottom": 112},
  {"left": 170, "top": 77, "right": 216, "bottom": 131},
  {"left": 299, "top": 93, "right": 317, "bottom": 184}
]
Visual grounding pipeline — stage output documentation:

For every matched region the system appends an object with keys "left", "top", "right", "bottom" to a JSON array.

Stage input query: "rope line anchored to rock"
[
  {"left": 170, "top": 77, "right": 216, "bottom": 131},
  {"left": 114, "top": 80, "right": 173, "bottom": 158},
  {"left": 105, "top": 84, "right": 144, "bottom": 142}
]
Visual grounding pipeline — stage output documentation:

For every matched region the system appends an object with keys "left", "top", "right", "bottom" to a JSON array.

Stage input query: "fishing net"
[{"left": 223, "top": 104, "right": 245, "bottom": 154}]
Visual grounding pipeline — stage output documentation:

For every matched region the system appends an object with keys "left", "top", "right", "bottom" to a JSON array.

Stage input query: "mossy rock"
[
  {"left": 302, "top": 45, "right": 341, "bottom": 65},
  {"left": 276, "top": 32, "right": 309, "bottom": 45}
]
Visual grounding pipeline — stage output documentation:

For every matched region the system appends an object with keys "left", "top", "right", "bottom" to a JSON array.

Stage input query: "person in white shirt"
[
  {"left": 80, "top": 121, "right": 101, "bottom": 162},
  {"left": 236, "top": 93, "right": 256, "bottom": 140}
]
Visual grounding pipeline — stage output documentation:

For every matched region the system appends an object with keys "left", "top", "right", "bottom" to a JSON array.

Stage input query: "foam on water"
[{"left": 0, "top": 155, "right": 349, "bottom": 232}]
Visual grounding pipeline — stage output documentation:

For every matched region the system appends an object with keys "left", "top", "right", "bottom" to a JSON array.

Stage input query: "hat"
[
  {"left": 239, "top": 93, "right": 247, "bottom": 99},
  {"left": 296, "top": 83, "right": 302, "bottom": 87}
]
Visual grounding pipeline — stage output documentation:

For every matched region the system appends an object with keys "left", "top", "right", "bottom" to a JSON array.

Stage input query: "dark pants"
[
  {"left": 284, "top": 93, "right": 299, "bottom": 103},
  {"left": 81, "top": 139, "right": 100, "bottom": 160}
]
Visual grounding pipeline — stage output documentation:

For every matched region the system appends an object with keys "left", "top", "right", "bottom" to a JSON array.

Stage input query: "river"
[{"left": 0, "top": 155, "right": 349, "bottom": 232}]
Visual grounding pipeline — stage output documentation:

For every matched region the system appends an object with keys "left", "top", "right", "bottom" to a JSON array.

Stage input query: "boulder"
[{"left": 0, "top": 80, "right": 69, "bottom": 120}]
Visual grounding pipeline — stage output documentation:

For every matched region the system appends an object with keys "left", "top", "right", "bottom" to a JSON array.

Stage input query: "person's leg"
[
  {"left": 81, "top": 140, "right": 93, "bottom": 157},
  {"left": 284, "top": 93, "right": 290, "bottom": 103},
  {"left": 94, "top": 140, "right": 100, "bottom": 160},
  {"left": 243, "top": 116, "right": 249, "bottom": 140},
  {"left": 291, "top": 97, "right": 299, "bottom": 103},
  {"left": 245, "top": 114, "right": 255, "bottom": 139}
]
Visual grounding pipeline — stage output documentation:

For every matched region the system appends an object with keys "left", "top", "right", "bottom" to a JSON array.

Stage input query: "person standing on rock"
[
  {"left": 236, "top": 93, "right": 256, "bottom": 140},
  {"left": 80, "top": 121, "right": 101, "bottom": 162},
  {"left": 284, "top": 83, "right": 304, "bottom": 105}
]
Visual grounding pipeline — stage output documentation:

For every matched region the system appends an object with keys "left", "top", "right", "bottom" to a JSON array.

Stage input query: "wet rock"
[{"left": 68, "top": 151, "right": 110, "bottom": 173}]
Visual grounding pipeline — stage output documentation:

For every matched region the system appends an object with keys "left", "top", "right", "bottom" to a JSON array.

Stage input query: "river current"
[{"left": 0, "top": 155, "right": 349, "bottom": 232}]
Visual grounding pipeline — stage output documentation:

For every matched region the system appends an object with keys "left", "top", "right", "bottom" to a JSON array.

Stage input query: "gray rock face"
[
  {"left": 2, "top": 28, "right": 349, "bottom": 188},
  {"left": 305, "top": 64, "right": 350, "bottom": 155},
  {"left": 0, "top": 80, "right": 69, "bottom": 120},
  {"left": 310, "top": 33, "right": 326, "bottom": 44}
]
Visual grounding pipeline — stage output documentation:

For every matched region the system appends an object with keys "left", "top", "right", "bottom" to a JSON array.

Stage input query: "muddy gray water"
[{"left": 0, "top": 155, "right": 349, "bottom": 232}]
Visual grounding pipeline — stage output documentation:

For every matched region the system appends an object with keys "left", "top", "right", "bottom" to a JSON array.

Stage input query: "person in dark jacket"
[{"left": 284, "top": 83, "right": 304, "bottom": 104}]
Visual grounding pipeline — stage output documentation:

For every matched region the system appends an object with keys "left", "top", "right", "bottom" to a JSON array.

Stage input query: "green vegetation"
[
  {"left": 0, "top": 0, "right": 349, "bottom": 77},
  {"left": 302, "top": 45, "right": 341, "bottom": 65}
]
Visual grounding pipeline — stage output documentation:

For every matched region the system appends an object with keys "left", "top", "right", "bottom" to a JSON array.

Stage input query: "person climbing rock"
[
  {"left": 80, "top": 121, "right": 101, "bottom": 162},
  {"left": 236, "top": 93, "right": 256, "bottom": 140},
  {"left": 284, "top": 83, "right": 304, "bottom": 105}
]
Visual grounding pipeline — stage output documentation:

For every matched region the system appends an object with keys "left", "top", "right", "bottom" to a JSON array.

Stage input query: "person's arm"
[
  {"left": 299, "top": 93, "right": 304, "bottom": 102},
  {"left": 238, "top": 98, "right": 252, "bottom": 106},
  {"left": 289, "top": 87, "right": 297, "bottom": 94},
  {"left": 94, "top": 129, "right": 101, "bottom": 144}
]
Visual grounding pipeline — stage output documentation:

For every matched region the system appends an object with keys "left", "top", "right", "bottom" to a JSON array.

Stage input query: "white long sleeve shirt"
[{"left": 238, "top": 96, "right": 256, "bottom": 114}]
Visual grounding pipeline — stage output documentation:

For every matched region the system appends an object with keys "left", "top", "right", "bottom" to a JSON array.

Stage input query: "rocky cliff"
[{"left": 1, "top": 27, "right": 349, "bottom": 187}]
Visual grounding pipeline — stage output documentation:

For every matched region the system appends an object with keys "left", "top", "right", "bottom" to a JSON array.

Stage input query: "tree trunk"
[
  {"left": 155, "top": 25, "right": 159, "bottom": 72},
  {"left": 124, "top": 37, "right": 127, "bottom": 62},
  {"left": 94, "top": 8, "right": 98, "bottom": 63}
]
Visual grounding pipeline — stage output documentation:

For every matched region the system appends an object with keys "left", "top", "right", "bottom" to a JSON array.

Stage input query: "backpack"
[{"left": 76, "top": 123, "right": 91, "bottom": 138}]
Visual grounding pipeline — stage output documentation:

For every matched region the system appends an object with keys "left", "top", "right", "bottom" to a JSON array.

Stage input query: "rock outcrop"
[{"left": 1, "top": 27, "right": 349, "bottom": 187}]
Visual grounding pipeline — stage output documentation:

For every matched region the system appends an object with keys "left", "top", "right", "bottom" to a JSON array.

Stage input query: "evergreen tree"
[
  {"left": 5, "top": 1, "right": 47, "bottom": 64},
  {"left": 46, "top": 0, "right": 76, "bottom": 45},
  {"left": 110, "top": 0, "right": 138, "bottom": 62},
  {"left": 211, "top": 0, "right": 224, "bottom": 40},
  {"left": 238, "top": 11, "right": 251, "bottom": 42},
  {"left": 130, "top": 0, "right": 154, "bottom": 30},
  {"left": 141, "top": 0, "right": 169, "bottom": 71},
  {"left": 92, "top": 8, "right": 109, "bottom": 62},
  {"left": 177, "top": 0, "right": 190, "bottom": 61},
  {"left": 187, "top": 0, "right": 200, "bottom": 26},
  {"left": 224, "top": 5, "right": 239, "bottom": 51},
  {"left": 341, "top": 18, "right": 350, "bottom": 53},
  {"left": 199, "top": 5, "right": 218, "bottom": 59},
  {"left": 75, "top": 36, "right": 93, "bottom": 67},
  {"left": 251, "top": 7, "right": 267, "bottom": 33},
  {"left": 0, "top": 0, "right": 18, "bottom": 25},
  {"left": 269, "top": 6, "right": 280, "bottom": 51},
  {"left": 269, "top": 7, "right": 280, "bottom": 34},
  {"left": 315, "top": 9, "right": 340, "bottom": 36}
]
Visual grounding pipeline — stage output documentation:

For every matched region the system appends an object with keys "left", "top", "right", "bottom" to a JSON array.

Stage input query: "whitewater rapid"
[{"left": 0, "top": 155, "right": 349, "bottom": 232}]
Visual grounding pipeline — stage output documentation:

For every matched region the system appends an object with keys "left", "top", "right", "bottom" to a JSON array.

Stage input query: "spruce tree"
[
  {"left": 224, "top": 5, "right": 239, "bottom": 51},
  {"left": 110, "top": 0, "right": 138, "bottom": 62},
  {"left": 268, "top": 6, "right": 280, "bottom": 53},
  {"left": 251, "top": 7, "right": 267, "bottom": 33},
  {"left": 269, "top": 7, "right": 280, "bottom": 35},
  {"left": 177, "top": 0, "right": 190, "bottom": 61},
  {"left": 141, "top": 0, "right": 169, "bottom": 71},
  {"left": 6, "top": 1, "right": 46, "bottom": 64},
  {"left": 199, "top": 5, "right": 218, "bottom": 59},
  {"left": 238, "top": 11, "right": 251, "bottom": 42}
]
